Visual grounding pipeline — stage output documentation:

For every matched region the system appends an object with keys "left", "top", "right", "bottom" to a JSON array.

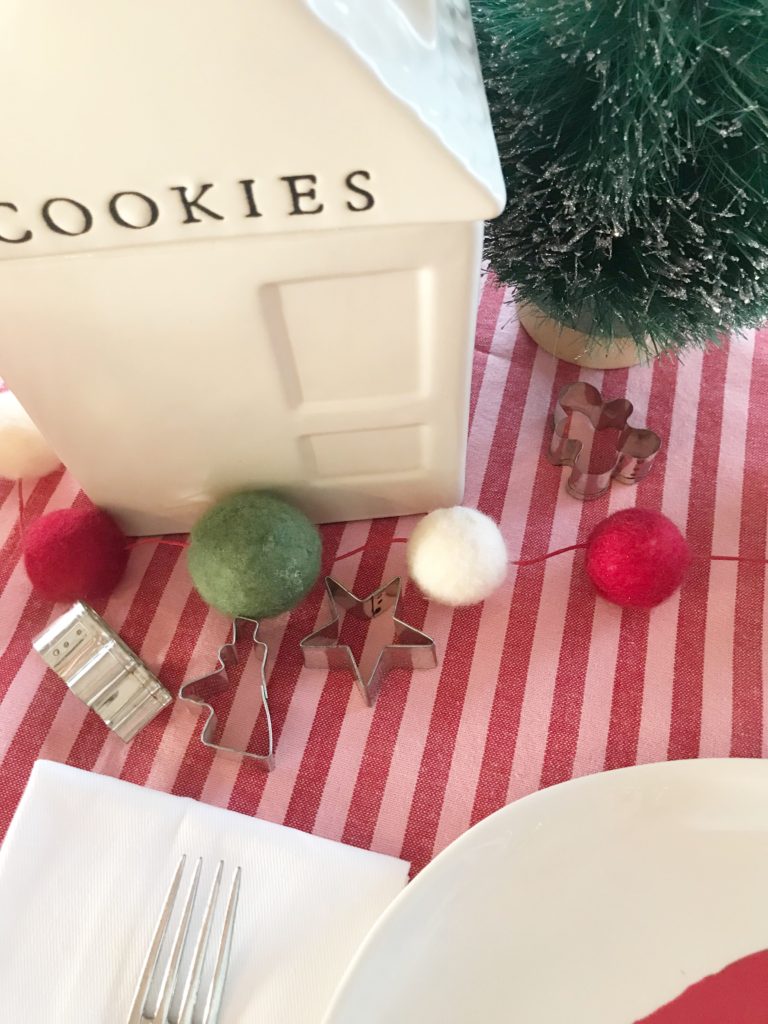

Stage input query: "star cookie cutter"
[
  {"left": 300, "top": 577, "right": 437, "bottom": 706},
  {"left": 549, "top": 381, "right": 661, "bottom": 500},
  {"left": 179, "top": 618, "right": 275, "bottom": 771}
]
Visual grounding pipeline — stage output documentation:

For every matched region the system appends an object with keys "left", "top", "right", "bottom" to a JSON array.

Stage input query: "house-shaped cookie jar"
[{"left": 0, "top": 0, "right": 505, "bottom": 534}]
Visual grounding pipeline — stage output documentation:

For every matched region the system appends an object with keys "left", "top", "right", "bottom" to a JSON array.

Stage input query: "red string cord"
[
  {"left": 16, "top": 480, "right": 25, "bottom": 540},
  {"left": 126, "top": 537, "right": 189, "bottom": 549},
  {"left": 122, "top": 535, "right": 766, "bottom": 567},
  {"left": 509, "top": 542, "right": 587, "bottom": 566},
  {"left": 333, "top": 539, "right": 592, "bottom": 566},
  {"left": 333, "top": 538, "right": 408, "bottom": 562}
]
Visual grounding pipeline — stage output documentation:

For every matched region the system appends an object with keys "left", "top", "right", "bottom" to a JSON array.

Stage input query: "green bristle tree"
[{"left": 473, "top": 0, "right": 768, "bottom": 356}]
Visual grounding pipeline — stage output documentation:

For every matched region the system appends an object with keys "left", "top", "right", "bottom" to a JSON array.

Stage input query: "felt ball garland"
[
  {"left": 0, "top": 386, "right": 758, "bottom": 619},
  {"left": 3, "top": 487, "right": 757, "bottom": 616}
]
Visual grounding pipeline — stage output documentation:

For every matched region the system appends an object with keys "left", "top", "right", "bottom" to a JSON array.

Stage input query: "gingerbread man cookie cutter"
[{"left": 549, "top": 382, "right": 661, "bottom": 500}]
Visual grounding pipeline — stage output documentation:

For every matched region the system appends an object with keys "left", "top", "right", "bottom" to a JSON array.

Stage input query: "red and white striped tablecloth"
[{"left": 1, "top": 275, "right": 766, "bottom": 874}]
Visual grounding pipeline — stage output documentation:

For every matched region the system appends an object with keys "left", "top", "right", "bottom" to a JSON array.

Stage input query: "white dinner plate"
[{"left": 324, "top": 760, "right": 768, "bottom": 1023}]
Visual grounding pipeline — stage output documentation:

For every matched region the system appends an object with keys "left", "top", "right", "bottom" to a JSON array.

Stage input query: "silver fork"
[{"left": 127, "top": 856, "right": 242, "bottom": 1024}]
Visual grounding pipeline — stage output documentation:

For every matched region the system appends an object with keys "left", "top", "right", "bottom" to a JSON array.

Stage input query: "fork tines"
[{"left": 128, "top": 856, "right": 241, "bottom": 1024}]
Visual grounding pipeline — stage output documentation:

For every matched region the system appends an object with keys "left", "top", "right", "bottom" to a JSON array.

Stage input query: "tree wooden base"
[{"left": 518, "top": 303, "right": 642, "bottom": 370}]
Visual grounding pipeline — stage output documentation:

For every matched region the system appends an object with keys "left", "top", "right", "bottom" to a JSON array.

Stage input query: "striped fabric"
[{"left": 1, "top": 275, "right": 766, "bottom": 874}]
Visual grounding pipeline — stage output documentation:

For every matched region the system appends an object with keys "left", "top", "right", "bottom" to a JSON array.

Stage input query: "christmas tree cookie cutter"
[
  {"left": 301, "top": 577, "right": 437, "bottom": 706},
  {"left": 549, "top": 382, "right": 661, "bottom": 500},
  {"left": 179, "top": 618, "right": 275, "bottom": 771}
]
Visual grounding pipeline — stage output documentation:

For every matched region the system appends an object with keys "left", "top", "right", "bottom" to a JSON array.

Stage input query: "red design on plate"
[{"left": 636, "top": 949, "right": 768, "bottom": 1023}]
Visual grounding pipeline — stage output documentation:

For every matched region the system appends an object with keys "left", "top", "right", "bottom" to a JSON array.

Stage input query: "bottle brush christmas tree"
[{"left": 474, "top": 0, "right": 768, "bottom": 358}]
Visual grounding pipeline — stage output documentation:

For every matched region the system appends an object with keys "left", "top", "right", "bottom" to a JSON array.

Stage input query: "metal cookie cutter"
[
  {"left": 301, "top": 577, "right": 437, "bottom": 706},
  {"left": 33, "top": 601, "right": 172, "bottom": 742},
  {"left": 179, "top": 618, "right": 275, "bottom": 771},
  {"left": 549, "top": 381, "right": 661, "bottom": 500}
]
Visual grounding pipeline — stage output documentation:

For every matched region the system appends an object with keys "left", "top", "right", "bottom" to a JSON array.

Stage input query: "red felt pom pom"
[
  {"left": 585, "top": 508, "right": 690, "bottom": 608},
  {"left": 23, "top": 506, "right": 128, "bottom": 602}
]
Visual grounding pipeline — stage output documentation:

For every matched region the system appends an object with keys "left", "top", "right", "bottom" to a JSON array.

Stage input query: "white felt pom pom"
[
  {"left": 407, "top": 506, "right": 508, "bottom": 606},
  {"left": 0, "top": 390, "right": 61, "bottom": 480}
]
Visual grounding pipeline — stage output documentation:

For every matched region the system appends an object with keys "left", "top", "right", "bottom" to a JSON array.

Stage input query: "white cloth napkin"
[{"left": 0, "top": 760, "right": 408, "bottom": 1023}]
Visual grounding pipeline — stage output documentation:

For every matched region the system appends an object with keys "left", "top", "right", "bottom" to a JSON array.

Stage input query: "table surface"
[{"left": 1, "top": 275, "right": 766, "bottom": 874}]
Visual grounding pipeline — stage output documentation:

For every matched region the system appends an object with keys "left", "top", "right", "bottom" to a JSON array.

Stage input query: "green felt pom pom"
[{"left": 188, "top": 491, "right": 321, "bottom": 619}]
